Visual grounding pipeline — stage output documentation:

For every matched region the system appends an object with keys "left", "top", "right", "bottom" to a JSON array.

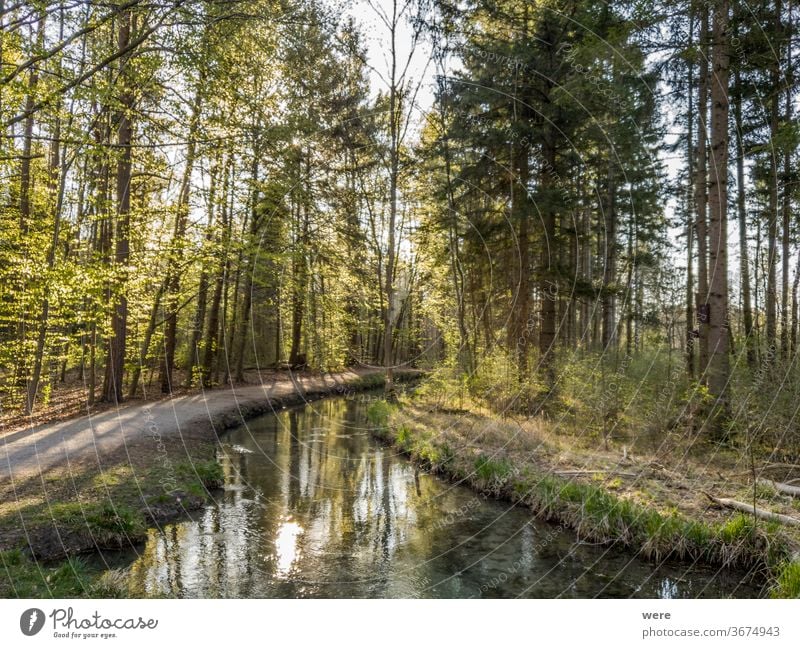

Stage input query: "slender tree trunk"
[
  {"left": 601, "top": 159, "right": 617, "bottom": 352},
  {"left": 222, "top": 206, "right": 247, "bottom": 385},
  {"left": 159, "top": 84, "right": 204, "bottom": 393},
  {"left": 127, "top": 276, "right": 169, "bottom": 398},
  {"left": 233, "top": 154, "right": 260, "bottom": 383},
  {"left": 24, "top": 116, "right": 66, "bottom": 414},
  {"left": 792, "top": 251, "right": 800, "bottom": 352},
  {"left": 686, "top": 15, "right": 695, "bottom": 376},
  {"left": 696, "top": 6, "right": 710, "bottom": 378},
  {"left": 203, "top": 154, "right": 232, "bottom": 384},
  {"left": 707, "top": 0, "right": 730, "bottom": 416},
  {"left": 514, "top": 142, "right": 532, "bottom": 380},
  {"left": 13, "top": 12, "right": 46, "bottom": 397},
  {"left": 766, "top": 0, "right": 782, "bottom": 356},
  {"left": 734, "top": 70, "right": 755, "bottom": 368},
  {"left": 102, "top": 8, "right": 133, "bottom": 404},
  {"left": 626, "top": 221, "right": 634, "bottom": 357},
  {"left": 539, "top": 135, "right": 557, "bottom": 384},
  {"left": 384, "top": 14, "right": 400, "bottom": 397},
  {"left": 186, "top": 164, "right": 217, "bottom": 386},
  {"left": 18, "top": 13, "right": 45, "bottom": 235},
  {"left": 782, "top": 0, "right": 793, "bottom": 358},
  {"left": 289, "top": 157, "right": 310, "bottom": 367}
]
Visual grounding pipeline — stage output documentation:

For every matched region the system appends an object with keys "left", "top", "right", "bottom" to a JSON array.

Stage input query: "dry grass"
[{"left": 368, "top": 395, "right": 800, "bottom": 597}]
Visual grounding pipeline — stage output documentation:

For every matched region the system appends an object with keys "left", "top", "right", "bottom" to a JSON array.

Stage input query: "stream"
[{"left": 109, "top": 394, "right": 762, "bottom": 598}]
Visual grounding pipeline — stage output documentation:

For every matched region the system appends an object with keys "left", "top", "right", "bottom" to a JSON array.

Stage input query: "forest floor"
[
  {"left": 0, "top": 367, "right": 406, "bottom": 569},
  {"left": 374, "top": 400, "right": 800, "bottom": 597}
]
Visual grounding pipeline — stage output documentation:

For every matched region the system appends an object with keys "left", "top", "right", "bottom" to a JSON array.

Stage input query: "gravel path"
[{"left": 0, "top": 368, "right": 386, "bottom": 484}]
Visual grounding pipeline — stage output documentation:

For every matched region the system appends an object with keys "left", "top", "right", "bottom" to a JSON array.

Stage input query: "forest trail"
[{"left": 0, "top": 368, "right": 387, "bottom": 484}]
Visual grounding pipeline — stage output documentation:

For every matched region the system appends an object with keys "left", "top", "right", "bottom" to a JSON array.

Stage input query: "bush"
[{"left": 366, "top": 400, "right": 395, "bottom": 427}]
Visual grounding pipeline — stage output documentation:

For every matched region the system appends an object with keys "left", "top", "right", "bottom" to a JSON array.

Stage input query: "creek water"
[{"left": 114, "top": 395, "right": 761, "bottom": 598}]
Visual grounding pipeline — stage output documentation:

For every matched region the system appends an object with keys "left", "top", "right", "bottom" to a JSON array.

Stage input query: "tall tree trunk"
[
  {"left": 766, "top": 0, "right": 782, "bottom": 356},
  {"left": 18, "top": 12, "right": 45, "bottom": 235},
  {"left": 159, "top": 84, "right": 204, "bottom": 393},
  {"left": 186, "top": 157, "right": 218, "bottom": 385},
  {"left": 513, "top": 141, "right": 532, "bottom": 380},
  {"left": 734, "top": 70, "right": 755, "bottom": 368},
  {"left": 538, "top": 134, "right": 557, "bottom": 384},
  {"left": 233, "top": 154, "right": 260, "bottom": 383},
  {"left": 289, "top": 157, "right": 310, "bottom": 367},
  {"left": 13, "top": 12, "right": 46, "bottom": 397},
  {"left": 102, "top": 8, "right": 133, "bottom": 404},
  {"left": 686, "top": 14, "right": 695, "bottom": 376},
  {"left": 781, "top": 0, "right": 793, "bottom": 358},
  {"left": 203, "top": 154, "right": 232, "bottom": 385},
  {"left": 222, "top": 204, "right": 247, "bottom": 385},
  {"left": 24, "top": 111, "right": 66, "bottom": 414},
  {"left": 601, "top": 159, "right": 617, "bottom": 352},
  {"left": 792, "top": 251, "right": 800, "bottom": 352},
  {"left": 384, "top": 61, "right": 399, "bottom": 395},
  {"left": 696, "top": 6, "right": 710, "bottom": 378},
  {"left": 707, "top": 0, "right": 731, "bottom": 416}
]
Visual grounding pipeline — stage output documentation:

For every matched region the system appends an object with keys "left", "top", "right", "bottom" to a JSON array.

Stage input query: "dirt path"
[{"left": 0, "top": 368, "right": 390, "bottom": 484}]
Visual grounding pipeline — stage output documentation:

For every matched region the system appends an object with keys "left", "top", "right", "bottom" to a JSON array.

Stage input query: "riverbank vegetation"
[
  {"left": 368, "top": 388, "right": 800, "bottom": 598},
  {"left": 3, "top": 0, "right": 800, "bottom": 598},
  {"left": 0, "top": 436, "right": 221, "bottom": 559}
]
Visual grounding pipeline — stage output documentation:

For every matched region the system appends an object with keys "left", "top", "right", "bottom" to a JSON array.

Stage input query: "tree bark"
[
  {"left": 766, "top": 0, "right": 782, "bottom": 356},
  {"left": 695, "top": 6, "right": 710, "bottom": 378},
  {"left": 686, "top": 14, "right": 695, "bottom": 376},
  {"left": 734, "top": 70, "right": 755, "bottom": 369},
  {"left": 781, "top": 0, "right": 792, "bottom": 358},
  {"left": 24, "top": 109, "right": 66, "bottom": 414},
  {"left": 159, "top": 84, "right": 203, "bottom": 393},
  {"left": 101, "top": 7, "right": 133, "bottom": 404},
  {"left": 233, "top": 154, "right": 260, "bottom": 383},
  {"left": 707, "top": 0, "right": 730, "bottom": 416}
]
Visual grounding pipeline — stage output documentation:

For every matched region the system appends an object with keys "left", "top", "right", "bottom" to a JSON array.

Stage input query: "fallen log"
[
  {"left": 730, "top": 462, "right": 800, "bottom": 477},
  {"left": 757, "top": 478, "right": 800, "bottom": 498},
  {"left": 555, "top": 470, "right": 638, "bottom": 478},
  {"left": 702, "top": 493, "right": 800, "bottom": 527}
]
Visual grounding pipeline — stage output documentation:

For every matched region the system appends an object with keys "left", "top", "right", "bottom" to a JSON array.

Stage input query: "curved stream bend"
[{"left": 114, "top": 396, "right": 760, "bottom": 598}]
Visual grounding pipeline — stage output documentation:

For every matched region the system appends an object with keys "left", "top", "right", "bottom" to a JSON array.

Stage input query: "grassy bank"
[
  {"left": 0, "top": 436, "right": 222, "bottom": 597},
  {"left": 366, "top": 398, "right": 800, "bottom": 598}
]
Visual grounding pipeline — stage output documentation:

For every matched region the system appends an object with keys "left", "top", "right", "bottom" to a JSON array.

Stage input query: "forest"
[{"left": 3, "top": 0, "right": 800, "bottom": 600}]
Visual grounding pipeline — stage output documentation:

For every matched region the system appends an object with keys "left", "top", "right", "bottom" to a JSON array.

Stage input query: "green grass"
[
  {"left": 0, "top": 549, "right": 91, "bottom": 598},
  {"left": 366, "top": 399, "right": 395, "bottom": 427},
  {"left": 0, "top": 549, "right": 137, "bottom": 598},
  {"left": 176, "top": 459, "right": 224, "bottom": 496},
  {"left": 59, "top": 502, "right": 146, "bottom": 548},
  {"left": 0, "top": 450, "right": 224, "bottom": 564},
  {"left": 772, "top": 561, "right": 800, "bottom": 598},
  {"left": 474, "top": 455, "right": 513, "bottom": 486}
]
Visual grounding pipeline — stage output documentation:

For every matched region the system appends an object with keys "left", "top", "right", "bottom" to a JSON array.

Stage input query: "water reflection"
[{"left": 121, "top": 396, "right": 762, "bottom": 598}]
